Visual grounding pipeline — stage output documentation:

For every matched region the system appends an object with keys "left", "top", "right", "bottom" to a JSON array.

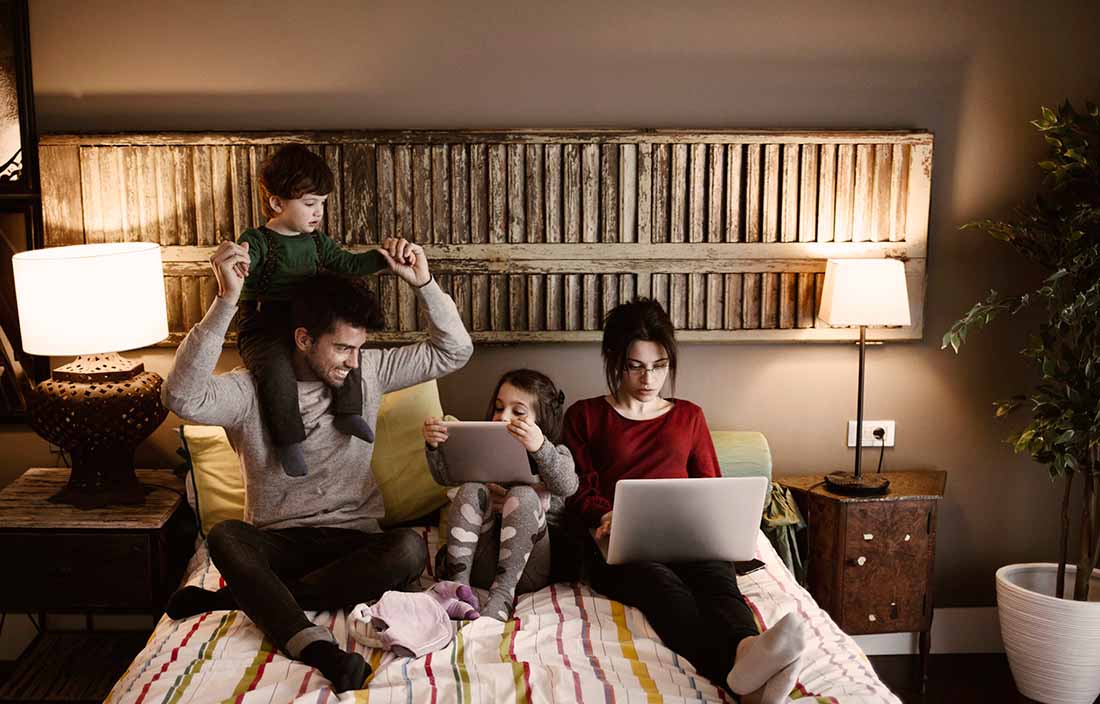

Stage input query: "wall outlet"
[{"left": 847, "top": 420, "right": 895, "bottom": 447}]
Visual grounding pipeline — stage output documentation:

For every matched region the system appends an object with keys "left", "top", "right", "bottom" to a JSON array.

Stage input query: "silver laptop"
[
  {"left": 439, "top": 421, "right": 539, "bottom": 485},
  {"left": 595, "top": 476, "right": 769, "bottom": 564}
]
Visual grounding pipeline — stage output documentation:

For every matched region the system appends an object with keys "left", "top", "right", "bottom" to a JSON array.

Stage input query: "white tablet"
[{"left": 439, "top": 421, "right": 538, "bottom": 485}]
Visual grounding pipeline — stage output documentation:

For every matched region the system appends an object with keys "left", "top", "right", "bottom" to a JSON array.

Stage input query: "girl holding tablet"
[{"left": 423, "top": 370, "right": 578, "bottom": 620}]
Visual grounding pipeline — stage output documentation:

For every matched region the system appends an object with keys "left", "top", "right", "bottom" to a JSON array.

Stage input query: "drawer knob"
[
  {"left": 856, "top": 556, "right": 867, "bottom": 566},
  {"left": 904, "top": 534, "right": 912, "bottom": 542},
  {"left": 868, "top": 614, "right": 877, "bottom": 622},
  {"left": 863, "top": 533, "right": 874, "bottom": 541}
]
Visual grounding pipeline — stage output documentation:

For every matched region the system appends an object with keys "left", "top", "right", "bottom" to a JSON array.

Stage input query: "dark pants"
[
  {"left": 238, "top": 301, "right": 363, "bottom": 446},
  {"left": 206, "top": 520, "right": 426, "bottom": 652},
  {"left": 586, "top": 543, "right": 759, "bottom": 685}
]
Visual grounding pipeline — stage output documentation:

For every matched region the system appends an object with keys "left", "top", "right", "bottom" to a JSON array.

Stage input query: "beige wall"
[{"left": 12, "top": 0, "right": 1100, "bottom": 606}]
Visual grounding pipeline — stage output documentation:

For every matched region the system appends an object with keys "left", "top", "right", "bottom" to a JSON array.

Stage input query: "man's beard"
[{"left": 306, "top": 354, "right": 347, "bottom": 389}]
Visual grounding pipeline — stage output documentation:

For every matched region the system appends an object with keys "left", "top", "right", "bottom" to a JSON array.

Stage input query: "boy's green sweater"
[{"left": 237, "top": 226, "right": 386, "bottom": 302}]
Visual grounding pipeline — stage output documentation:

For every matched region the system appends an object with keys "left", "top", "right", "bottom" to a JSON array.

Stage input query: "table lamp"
[
  {"left": 12, "top": 242, "right": 169, "bottom": 508},
  {"left": 819, "top": 258, "right": 911, "bottom": 495}
]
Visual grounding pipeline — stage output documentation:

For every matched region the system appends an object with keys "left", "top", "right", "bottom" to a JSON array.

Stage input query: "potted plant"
[{"left": 944, "top": 100, "right": 1100, "bottom": 704}]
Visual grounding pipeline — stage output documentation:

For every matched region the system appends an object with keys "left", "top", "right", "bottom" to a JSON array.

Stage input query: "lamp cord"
[{"left": 874, "top": 427, "right": 886, "bottom": 473}]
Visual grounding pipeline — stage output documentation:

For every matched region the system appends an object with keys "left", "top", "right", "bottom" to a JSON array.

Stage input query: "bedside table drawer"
[
  {"left": 840, "top": 567, "right": 927, "bottom": 634},
  {"left": 844, "top": 502, "right": 933, "bottom": 559},
  {"left": 0, "top": 532, "right": 154, "bottom": 610}
]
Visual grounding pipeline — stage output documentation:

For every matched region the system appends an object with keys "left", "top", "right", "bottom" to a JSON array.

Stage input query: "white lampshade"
[
  {"left": 819, "top": 258, "right": 911, "bottom": 327},
  {"left": 12, "top": 242, "right": 169, "bottom": 356}
]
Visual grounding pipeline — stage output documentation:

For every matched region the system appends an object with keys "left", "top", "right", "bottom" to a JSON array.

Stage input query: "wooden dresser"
[{"left": 779, "top": 470, "right": 946, "bottom": 686}]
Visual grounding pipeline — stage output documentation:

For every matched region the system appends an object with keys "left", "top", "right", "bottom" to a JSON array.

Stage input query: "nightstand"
[
  {"left": 778, "top": 470, "right": 946, "bottom": 690},
  {"left": 0, "top": 468, "right": 196, "bottom": 702}
]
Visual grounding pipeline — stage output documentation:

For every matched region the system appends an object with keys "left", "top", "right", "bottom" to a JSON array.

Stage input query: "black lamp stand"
[{"left": 825, "top": 325, "right": 890, "bottom": 496}]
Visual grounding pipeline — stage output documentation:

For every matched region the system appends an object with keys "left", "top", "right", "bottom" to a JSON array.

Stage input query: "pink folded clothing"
[
  {"left": 349, "top": 592, "right": 454, "bottom": 658},
  {"left": 348, "top": 582, "right": 478, "bottom": 658}
]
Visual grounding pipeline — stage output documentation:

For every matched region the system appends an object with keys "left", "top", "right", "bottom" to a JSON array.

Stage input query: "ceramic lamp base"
[
  {"left": 27, "top": 353, "right": 167, "bottom": 509},
  {"left": 825, "top": 471, "right": 890, "bottom": 496}
]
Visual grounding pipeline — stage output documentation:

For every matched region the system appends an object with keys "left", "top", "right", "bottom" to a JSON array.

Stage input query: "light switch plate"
[{"left": 847, "top": 420, "right": 895, "bottom": 447}]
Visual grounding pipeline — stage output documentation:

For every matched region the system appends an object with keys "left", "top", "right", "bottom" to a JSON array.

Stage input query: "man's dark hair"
[
  {"left": 601, "top": 298, "right": 678, "bottom": 399},
  {"left": 290, "top": 272, "right": 385, "bottom": 340},
  {"left": 259, "top": 145, "right": 335, "bottom": 219}
]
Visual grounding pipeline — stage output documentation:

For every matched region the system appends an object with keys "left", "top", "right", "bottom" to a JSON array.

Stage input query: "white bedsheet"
[{"left": 107, "top": 530, "right": 899, "bottom": 703}]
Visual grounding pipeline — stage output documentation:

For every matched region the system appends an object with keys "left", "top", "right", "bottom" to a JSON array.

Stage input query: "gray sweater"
[{"left": 162, "top": 280, "right": 474, "bottom": 532}]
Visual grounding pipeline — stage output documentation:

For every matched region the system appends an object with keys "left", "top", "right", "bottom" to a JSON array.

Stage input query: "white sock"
[
  {"left": 738, "top": 657, "right": 803, "bottom": 704},
  {"left": 759, "top": 656, "right": 802, "bottom": 704},
  {"left": 726, "top": 612, "right": 807, "bottom": 695}
]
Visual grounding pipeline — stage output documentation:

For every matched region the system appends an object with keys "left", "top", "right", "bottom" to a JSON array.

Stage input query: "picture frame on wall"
[
  {"left": 0, "top": 0, "right": 37, "bottom": 195},
  {"left": 0, "top": 0, "right": 42, "bottom": 422}
]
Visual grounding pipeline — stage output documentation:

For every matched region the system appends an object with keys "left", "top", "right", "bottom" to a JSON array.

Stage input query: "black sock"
[
  {"left": 299, "top": 640, "right": 370, "bottom": 692},
  {"left": 165, "top": 586, "right": 236, "bottom": 619},
  {"left": 332, "top": 414, "right": 375, "bottom": 443},
  {"left": 277, "top": 443, "right": 308, "bottom": 477}
]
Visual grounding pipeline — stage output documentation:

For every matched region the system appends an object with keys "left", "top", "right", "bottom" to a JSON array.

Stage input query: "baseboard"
[{"left": 853, "top": 607, "right": 1003, "bottom": 656}]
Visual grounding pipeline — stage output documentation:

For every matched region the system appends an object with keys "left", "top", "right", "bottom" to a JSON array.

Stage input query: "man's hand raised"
[
  {"left": 378, "top": 237, "right": 431, "bottom": 288},
  {"left": 209, "top": 240, "right": 250, "bottom": 304}
]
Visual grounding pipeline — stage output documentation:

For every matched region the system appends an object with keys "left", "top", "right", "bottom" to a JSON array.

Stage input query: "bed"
[{"left": 105, "top": 525, "right": 899, "bottom": 704}]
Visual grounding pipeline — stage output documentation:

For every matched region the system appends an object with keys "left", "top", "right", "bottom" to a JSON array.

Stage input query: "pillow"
[
  {"left": 179, "top": 424, "right": 245, "bottom": 537},
  {"left": 179, "top": 380, "right": 449, "bottom": 534},
  {"left": 710, "top": 430, "right": 773, "bottom": 482},
  {"left": 371, "top": 381, "right": 449, "bottom": 527}
]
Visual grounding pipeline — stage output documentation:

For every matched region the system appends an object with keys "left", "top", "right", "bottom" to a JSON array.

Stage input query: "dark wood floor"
[
  {"left": 870, "top": 654, "right": 1100, "bottom": 704},
  {"left": 0, "top": 631, "right": 150, "bottom": 703}
]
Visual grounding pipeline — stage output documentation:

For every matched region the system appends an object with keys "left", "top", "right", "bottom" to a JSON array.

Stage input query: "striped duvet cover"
[{"left": 107, "top": 530, "right": 899, "bottom": 704}]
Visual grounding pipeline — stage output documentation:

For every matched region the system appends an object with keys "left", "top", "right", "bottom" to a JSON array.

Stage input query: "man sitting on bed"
[{"left": 160, "top": 237, "right": 473, "bottom": 692}]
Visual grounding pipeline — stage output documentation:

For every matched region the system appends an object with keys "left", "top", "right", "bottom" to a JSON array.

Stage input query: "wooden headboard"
[{"left": 38, "top": 130, "right": 931, "bottom": 345}]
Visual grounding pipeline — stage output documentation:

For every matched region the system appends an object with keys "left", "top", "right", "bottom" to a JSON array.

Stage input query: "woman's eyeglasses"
[{"left": 624, "top": 361, "right": 670, "bottom": 376}]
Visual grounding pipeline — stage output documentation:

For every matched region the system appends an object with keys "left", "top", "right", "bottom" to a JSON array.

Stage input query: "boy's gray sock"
[
  {"left": 277, "top": 442, "right": 308, "bottom": 477},
  {"left": 332, "top": 414, "right": 375, "bottom": 443}
]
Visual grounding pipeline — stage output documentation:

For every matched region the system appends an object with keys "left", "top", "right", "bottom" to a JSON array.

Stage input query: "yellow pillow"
[
  {"left": 371, "top": 380, "right": 449, "bottom": 527},
  {"left": 180, "top": 424, "right": 245, "bottom": 537},
  {"left": 179, "top": 380, "right": 449, "bottom": 534}
]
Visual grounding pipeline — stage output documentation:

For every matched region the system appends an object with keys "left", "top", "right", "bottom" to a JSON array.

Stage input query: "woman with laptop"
[{"left": 563, "top": 299, "right": 808, "bottom": 704}]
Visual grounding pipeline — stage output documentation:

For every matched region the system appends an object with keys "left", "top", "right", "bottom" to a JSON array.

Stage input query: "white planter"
[{"left": 996, "top": 563, "right": 1100, "bottom": 704}]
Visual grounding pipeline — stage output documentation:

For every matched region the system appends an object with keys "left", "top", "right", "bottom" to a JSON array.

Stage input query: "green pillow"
[{"left": 710, "top": 431, "right": 772, "bottom": 482}]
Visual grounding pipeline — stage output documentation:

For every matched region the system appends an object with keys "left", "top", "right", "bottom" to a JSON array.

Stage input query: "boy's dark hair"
[
  {"left": 601, "top": 298, "right": 678, "bottom": 399},
  {"left": 289, "top": 272, "right": 384, "bottom": 340},
  {"left": 484, "top": 369, "right": 566, "bottom": 444},
  {"left": 259, "top": 145, "right": 335, "bottom": 219}
]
